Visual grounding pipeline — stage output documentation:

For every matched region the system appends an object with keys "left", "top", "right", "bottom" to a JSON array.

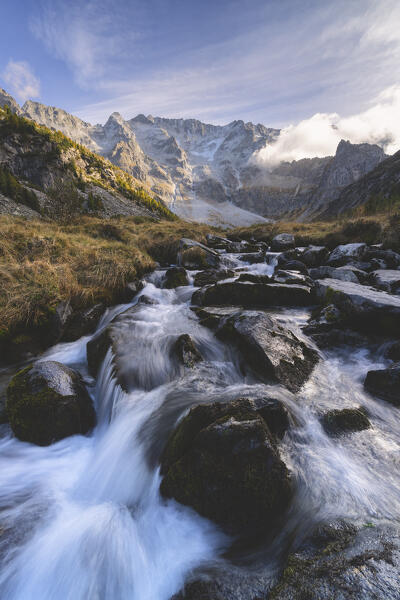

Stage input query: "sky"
[{"left": 0, "top": 0, "right": 400, "bottom": 158}]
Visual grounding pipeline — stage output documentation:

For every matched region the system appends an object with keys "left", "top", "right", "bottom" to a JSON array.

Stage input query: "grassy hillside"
[
  {"left": 0, "top": 106, "right": 176, "bottom": 221},
  {"left": 0, "top": 215, "right": 213, "bottom": 338}
]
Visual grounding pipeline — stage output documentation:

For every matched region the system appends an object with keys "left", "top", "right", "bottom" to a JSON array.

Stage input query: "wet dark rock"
[
  {"left": 309, "top": 328, "right": 369, "bottom": 349},
  {"left": 164, "top": 267, "right": 189, "bottom": 289},
  {"left": 237, "top": 273, "right": 272, "bottom": 284},
  {"left": 301, "top": 245, "right": 329, "bottom": 267},
  {"left": 217, "top": 311, "right": 319, "bottom": 392},
  {"left": 370, "top": 258, "right": 387, "bottom": 271},
  {"left": 122, "top": 279, "right": 144, "bottom": 302},
  {"left": 192, "top": 282, "right": 315, "bottom": 308},
  {"left": 369, "top": 270, "right": 400, "bottom": 294},
  {"left": 6, "top": 361, "right": 95, "bottom": 446},
  {"left": 62, "top": 303, "right": 105, "bottom": 342},
  {"left": 315, "top": 278, "right": 400, "bottom": 336},
  {"left": 364, "top": 365, "right": 400, "bottom": 407},
  {"left": 172, "top": 334, "right": 203, "bottom": 368},
  {"left": 366, "top": 248, "right": 400, "bottom": 268},
  {"left": 278, "top": 259, "right": 308, "bottom": 274},
  {"left": 87, "top": 304, "right": 141, "bottom": 381},
  {"left": 160, "top": 398, "right": 292, "bottom": 535},
  {"left": 270, "top": 521, "right": 400, "bottom": 600},
  {"left": 138, "top": 294, "right": 157, "bottom": 305},
  {"left": 327, "top": 243, "right": 368, "bottom": 267},
  {"left": 251, "top": 396, "right": 290, "bottom": 439},
  {"left": 193, "top": 269, "right": 234, "bottom": 287},
  {"left": 383, "top": 340, "right": 400, "bottom": 361},
  {"left": 205, "top": 234, "right": 234, "bottom": 250},
  {"left": 178, "top": 238, "right": 220, "bottom": 269},
  {"left": 321, "top": 407, "right": 371, "bottom": 435},
  {"left": 44, "top": 301, "right": 73, "bottom": 346},
  {"left": 271, "top": 233, "right": 295, "bottom": 252},
  {"left": 238, "top": 251, "right": 266, "bottom": 264}
]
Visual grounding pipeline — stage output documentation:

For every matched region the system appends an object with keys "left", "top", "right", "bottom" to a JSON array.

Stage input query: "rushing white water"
[{"left": 0, "top": 251, "right": 400, "bottom": 599}]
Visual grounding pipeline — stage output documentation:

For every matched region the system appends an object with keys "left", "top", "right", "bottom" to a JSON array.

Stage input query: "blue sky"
[{"left": 1, "top": 0, "right": 400, "bottom": 128}]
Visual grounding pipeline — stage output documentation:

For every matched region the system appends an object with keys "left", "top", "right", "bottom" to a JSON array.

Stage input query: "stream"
[{"left": 0, "top": 250, "right": 400, "bottom": 599}]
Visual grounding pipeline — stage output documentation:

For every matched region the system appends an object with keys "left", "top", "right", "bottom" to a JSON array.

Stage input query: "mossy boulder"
[
  {"left": 6, "top": 361, "right": 96, "bottom": 445},
  {"left": 321, "top": 407, "right": 370, "bottom": 435},
  {"left": 160, "top": 398, "right": 292, "bottom": 535},
  {"left": 164, "top": 267, "right": 189, "bottom": 289}
]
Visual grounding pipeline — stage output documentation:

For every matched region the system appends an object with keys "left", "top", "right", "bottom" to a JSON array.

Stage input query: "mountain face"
[
  {"left": 0, "top": 103, "right": 175, "bottom": 221},
  {"left": 0, "top": 89, "right": 392, "bottom": 224}
]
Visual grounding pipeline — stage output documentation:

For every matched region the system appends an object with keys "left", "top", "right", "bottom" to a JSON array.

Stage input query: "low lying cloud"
[
  {"left": 3, "top": 60, "right": 40, "bottom": 101},
  {"left": 255, "top": 85, "right": 400, "bottom": 167}
]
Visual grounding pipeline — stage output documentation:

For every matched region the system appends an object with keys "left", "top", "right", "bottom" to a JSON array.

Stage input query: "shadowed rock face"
[
  {"left": 216, "top": 311, "right": 319, "bottom": 392},
  {"left": 160, "top": 398, "right": 292, "bottom": 535},
  {"left": 6, "top": 361, "right": 95, "bottom": 446},
  {"left": 364, "top": 365, "right": 400, "bottom": 407},
  {"left": 192, "top": 282, "right": 315, "bottom": 308}
]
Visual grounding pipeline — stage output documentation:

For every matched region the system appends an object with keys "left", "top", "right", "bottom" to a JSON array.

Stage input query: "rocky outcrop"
[
  {"left": 193, "top": 269, "right": 234, "bottom": 287},
  {"left": 364, "top": 365, "right": 400, "bottom": 407},
  {"left": 160, "top": 398, "right": 292, "bottom": 535},
  {"left": 327, "top": 243, "right": 368, "bottom": 267},
  {"left": 6, "top": 361, "right": 95, "bottom": 445}
]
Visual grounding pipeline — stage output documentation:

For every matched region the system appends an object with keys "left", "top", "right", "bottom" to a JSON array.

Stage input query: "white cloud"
[
  {"left": 254, "top": 85, "right": 400, "bottom": 167},
  {"left": 3, "top": 60, "right": 40, "bottom": 101}
]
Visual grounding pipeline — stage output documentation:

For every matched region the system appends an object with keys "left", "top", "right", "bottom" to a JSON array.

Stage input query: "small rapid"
[{"left": 0, "top": 250, "right": 400, "bottom": 599}]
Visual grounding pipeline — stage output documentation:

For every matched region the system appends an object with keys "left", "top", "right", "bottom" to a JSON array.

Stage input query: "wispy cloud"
[
  {"left": 2, "top": 60, "right": 40, "bottom": 101},
  {"left": 30, "top": 0, "right": 400, "bottom": 126}
]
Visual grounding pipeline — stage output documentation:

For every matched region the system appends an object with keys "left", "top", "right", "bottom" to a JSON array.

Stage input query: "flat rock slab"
[
  {"left": 192, "top": 282, "right": 314, "bottom": 308},
  {"left": 315, "top": 278, "right": 400, "bottom": 335}
]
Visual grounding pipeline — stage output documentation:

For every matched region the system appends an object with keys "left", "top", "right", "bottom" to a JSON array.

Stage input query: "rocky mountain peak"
[{"left": 0, "top": 88, "right": 21, "bottom": 114}]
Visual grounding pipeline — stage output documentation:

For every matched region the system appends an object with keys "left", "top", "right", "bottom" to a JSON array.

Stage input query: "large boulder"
[
  {"left": 216, "top": 311, "right": 319, "bottom": 392},
  {"left": 369, "top": 270, "right": 400, "bottom": 294},
  {"left": 271, "top": 233, "right": 295, "bottom": 252},
  {"left": 6, "top": 361, "right": 96, "bottom": 446},
  {"left": 315, "top": 278, "right": 400, "bottom": 336},
  {"left": 327, "top": 243, "right": 367, "bottom": 267},
  {"left": 278, "top": 259, "right": 308, "bottom": 274},
  {"left": 364, "top": 365, "right": 400, "bottom": 407},
  {"left": 164, "top": 267, "right": 189, "bottom": 289},
  {"left": 178, "top": 238, "right": 220, "bottom": 269},
  {"left": 160, "top": 398, "right": 292, "bottom": 535},
  {"left": 192, "top": 282, "right": 314, "bottom": 308},
  {"left": 365, "top": 247, "right": 400, "bottom": 268}
]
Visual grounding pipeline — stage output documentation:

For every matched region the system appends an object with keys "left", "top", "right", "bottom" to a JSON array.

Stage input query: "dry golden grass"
[{"left": 0, "top": 215, "right": 214, "bottom": 334}]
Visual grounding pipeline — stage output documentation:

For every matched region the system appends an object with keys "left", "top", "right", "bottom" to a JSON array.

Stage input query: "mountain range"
[{"left": 0, "top": 87, "right": 397, "bottom": 225}]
